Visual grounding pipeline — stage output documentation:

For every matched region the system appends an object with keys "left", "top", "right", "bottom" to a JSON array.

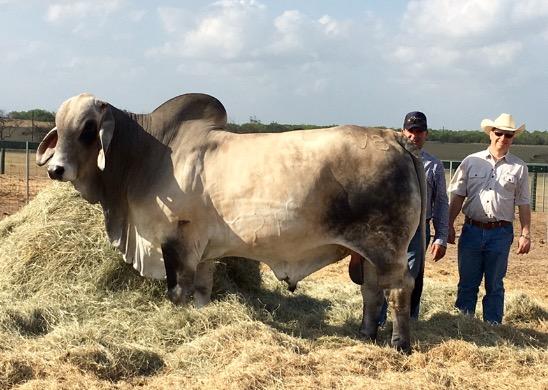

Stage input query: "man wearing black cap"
[{"left": 378, "top": 111, "right": 449, "bottom": 325}]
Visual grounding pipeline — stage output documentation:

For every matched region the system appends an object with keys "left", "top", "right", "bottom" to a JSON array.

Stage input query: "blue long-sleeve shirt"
[{"left": 422, "top": 150, "right": 449, "bottom": 246}]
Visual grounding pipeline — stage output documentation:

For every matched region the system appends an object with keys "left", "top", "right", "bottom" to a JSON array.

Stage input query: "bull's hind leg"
[
  {"left": 357, "top": 248, "right": 414, "bottom": 353},
  {"left": 385, "top": 269, "right": 414, "bottom": 353},
  {"left": 359, "top": 260, "right": 384, "bottom": 341}
]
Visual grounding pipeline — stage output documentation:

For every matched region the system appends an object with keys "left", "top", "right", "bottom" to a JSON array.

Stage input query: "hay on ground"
[{"left": 0, "top": 182, "right": 546, "bottom": 389}]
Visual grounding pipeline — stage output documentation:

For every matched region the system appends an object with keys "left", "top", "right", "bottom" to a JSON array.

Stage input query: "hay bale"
[
  {"left": 0, "top": 182, "right": 154, "bottom": 303},
  {"left": 0, "top": 182, "right": 260, "bottom": 306}
]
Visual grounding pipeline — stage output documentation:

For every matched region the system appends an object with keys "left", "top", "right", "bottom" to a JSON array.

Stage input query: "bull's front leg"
[
  {"left": 161, "top": 239, "right": 196, "bottom": 305},
  {"left": 193, "top": 261, "right": 215, "bottom": 308},
  {"left": 161, "top": 236, "right": 214, "bottom": 308}
]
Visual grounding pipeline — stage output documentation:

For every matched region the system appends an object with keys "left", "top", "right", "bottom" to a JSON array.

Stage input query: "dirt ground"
[
  {"left": 426, "top": 212, "right": 547, "bottom": 302},
  {"left": 0, "top": 175, "right": 49, "bottom": 218},
  {"left": 1, "top": 176, "right": 546, "bottom": 303}
]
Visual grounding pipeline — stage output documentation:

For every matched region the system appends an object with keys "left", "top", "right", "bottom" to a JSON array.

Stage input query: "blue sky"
[{"left": 1, "top": 0, "right": 547, "bottom": 130}]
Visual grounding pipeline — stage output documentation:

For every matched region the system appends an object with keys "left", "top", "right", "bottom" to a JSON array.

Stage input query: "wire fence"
[
  {"left": 0, "top": 143, "right": 547, "bottom": 221},
  {"left": 0, "top": 143, "right": 49, "bottom": 218}
]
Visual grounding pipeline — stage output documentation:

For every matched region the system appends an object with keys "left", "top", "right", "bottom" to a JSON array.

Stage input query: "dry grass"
[{"left": 0, "top": 183, "right": 546, "bottom": 389}]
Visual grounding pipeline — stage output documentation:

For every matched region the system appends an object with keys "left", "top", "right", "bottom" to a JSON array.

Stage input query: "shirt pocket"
[
  {"left": 469, "top": 169, "right": 487, "bottom": 180},
  {"left": 501, "top": 173, "right": 517, "bottom": 192}
]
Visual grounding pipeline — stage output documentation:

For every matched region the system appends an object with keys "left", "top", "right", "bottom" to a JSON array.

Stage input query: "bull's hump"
[{"left": 151, "top": 93, "right": 227, "bottom": 129}]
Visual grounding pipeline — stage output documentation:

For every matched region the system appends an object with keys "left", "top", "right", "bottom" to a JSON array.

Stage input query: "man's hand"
[
  {"left": 517, "top": 204, "right": 531, "bottom": 255},
  {"left": 447, "top": 195, "right": 465, "bottom": 245},
  {"left": 431, "top": 244, "right": 446, "bottom": 261},
  {"left": 516, "top": 236, "right": 531, "bottom": 254}
]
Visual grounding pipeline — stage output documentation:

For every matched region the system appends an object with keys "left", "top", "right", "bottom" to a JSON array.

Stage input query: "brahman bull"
[{"left": 37, "top": 93, "right": 425, "bottom": 352}]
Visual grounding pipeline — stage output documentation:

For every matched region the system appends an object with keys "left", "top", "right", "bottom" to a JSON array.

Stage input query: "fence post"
[
  {"left": 530, "top": 172, "right": 537, "bottom": 211},
  {"left": 543, "top": 173, "right": 546, "bottom": 212},
  {"left": 0, "top": 148, "right": 4, "bottom": 174},
  {"left": 26, "top": 141, "right": 30, "bottom": 203}
]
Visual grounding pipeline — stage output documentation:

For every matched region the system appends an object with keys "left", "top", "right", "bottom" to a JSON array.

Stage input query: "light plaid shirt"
[{"left": 448, "top": 149, "right": 530, "bottom": 222}]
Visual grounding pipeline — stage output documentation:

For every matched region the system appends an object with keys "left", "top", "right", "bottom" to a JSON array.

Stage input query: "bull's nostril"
[{"left": 47, "top": 165, "right": 65, "bottom": 180}]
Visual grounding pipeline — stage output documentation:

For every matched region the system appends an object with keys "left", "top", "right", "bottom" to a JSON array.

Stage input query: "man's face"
[
  {"left": 403, "top": 127, "right": 428, "bottom": 149},
  {"left": 489, "top": 128, "right": 515, "bottom": 153}
]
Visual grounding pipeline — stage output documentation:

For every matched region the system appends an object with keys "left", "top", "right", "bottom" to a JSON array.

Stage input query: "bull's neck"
[{"left": 98, "top": 108, "right": 151, "bottom": 246}]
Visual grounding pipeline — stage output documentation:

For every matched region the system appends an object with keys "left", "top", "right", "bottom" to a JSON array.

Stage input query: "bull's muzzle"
[{"left": 47, "top": 165, "right": 65, "bottom": 181}]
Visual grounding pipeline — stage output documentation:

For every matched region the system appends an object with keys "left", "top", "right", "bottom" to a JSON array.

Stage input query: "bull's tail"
[{"left": 396, "top": 133, "right": 426, "bottom": 273}]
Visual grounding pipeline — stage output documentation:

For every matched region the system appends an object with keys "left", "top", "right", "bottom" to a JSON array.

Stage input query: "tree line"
[
  {"left": 1, "top": 110, "right": 547, "bottom": 145},
  {"left": 227, "top": 122, "right": 548, "bottom": 145},
  {"left": 2, "top": 109, "right": 56, "bottom": 122},
  {"left": 426, "top": 128, "right": 548, "bottom": 145}
]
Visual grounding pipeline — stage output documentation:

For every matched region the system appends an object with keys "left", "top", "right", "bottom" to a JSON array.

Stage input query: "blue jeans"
[
  {"left": 455, "top": 222, "right": 514, "bottom": 323},
  {"left": 378, "top": 222, "right": 430, "bottom": 325}
]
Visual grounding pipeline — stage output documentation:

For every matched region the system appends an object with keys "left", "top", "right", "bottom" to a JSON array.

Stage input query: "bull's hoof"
[
  {"left": 391, "top": 337, "right": 412, "bottom": 354},
  {"left": 167, "top": 285, "right": 189, "bottom": 306},
  {"left": 193, "top": 292, "right": 211, "bottom": 309},
  {"left": 359, "top": 328, "right": 378, "bottom": 342}
]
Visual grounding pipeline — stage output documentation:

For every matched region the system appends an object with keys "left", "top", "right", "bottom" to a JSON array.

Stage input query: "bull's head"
[{"left": 36, "top": 93, "right": 114, "bottom": 201}]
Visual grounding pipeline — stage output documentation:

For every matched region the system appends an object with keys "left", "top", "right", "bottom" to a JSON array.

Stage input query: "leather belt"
[{"left": 465, "top": 216, "right": 511, "bottom": 229}]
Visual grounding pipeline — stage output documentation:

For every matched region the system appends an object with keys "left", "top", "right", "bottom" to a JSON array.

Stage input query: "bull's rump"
[{"left": 202, "top": 125, "right": 420, "bottom": 259}]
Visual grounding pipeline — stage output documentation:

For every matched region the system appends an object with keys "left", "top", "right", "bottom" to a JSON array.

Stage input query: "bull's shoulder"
[{"left": 151, "top": 93, "right": 228, "bottom": 130}]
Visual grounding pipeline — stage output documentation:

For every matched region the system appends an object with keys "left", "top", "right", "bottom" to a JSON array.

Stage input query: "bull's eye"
[{"left": 79, "top": 120, "right": 98, "bottom": 145}]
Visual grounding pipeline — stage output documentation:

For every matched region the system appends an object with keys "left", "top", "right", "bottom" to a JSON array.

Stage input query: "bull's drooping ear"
[
  {"left": 36, "top": 127, "right": 58, "bottom": 166},
  {"left": 96, "top": 100, "right": 115, "bottom": 171}
]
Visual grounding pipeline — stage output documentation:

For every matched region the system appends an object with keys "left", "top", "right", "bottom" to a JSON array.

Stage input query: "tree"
[
  {"left": 9, "top": 109, "right": 55, "bottom": 122},
  {"left": 0, "top": 109, "right": 6, "bottom": 140}
]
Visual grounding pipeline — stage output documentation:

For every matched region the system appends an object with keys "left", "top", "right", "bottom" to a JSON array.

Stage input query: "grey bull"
[{"left": 37, "top": 93, "right": 425, "bottom": 352}]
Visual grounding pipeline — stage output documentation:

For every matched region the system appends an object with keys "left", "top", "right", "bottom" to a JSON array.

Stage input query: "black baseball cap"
[{"left": 403, "top": 111, "right": 427, "bottom": 131}]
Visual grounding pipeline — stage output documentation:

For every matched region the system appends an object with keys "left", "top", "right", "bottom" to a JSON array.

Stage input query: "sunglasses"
[{"left": 492, "top": 130, "right": 514, "bottom": 139}]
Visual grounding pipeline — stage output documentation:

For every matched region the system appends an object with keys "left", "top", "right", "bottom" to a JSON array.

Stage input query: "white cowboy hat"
[{"left": 481, "top": 113, "right": 525, "bottom": 136}]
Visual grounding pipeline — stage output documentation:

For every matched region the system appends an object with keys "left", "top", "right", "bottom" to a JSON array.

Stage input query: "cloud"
[
  {"left": 402, "top": 0, "right": 501, "bottom": 39},
  {"left": 152, "top": 1, "right": 267, "bottom": 60},
  {"left": 512, "top": 0, "right": 548, "bottom": 21},
  {"left": 129, "top": 9, "right": 147, "bottom": 22},
  {"left": 0, "top": 40, "right": 41, "bottom": 64},
  {"left": 46, "top": 0, "right": 125, "bottom": 23},
  {"left": 157, "top": 7, "right": 194, "bottom": 34},
  {"left": 472, "top": 41, "right": 523, "bottom": 66},
  {"left": 387, "top": 0, "right": 548, "bottom": 77},
  {"left": 268, "top": 10, "right": 308, "bottom": 55},
  {"left": 151, "top": 1, "right": 356, "bottom": 64}
]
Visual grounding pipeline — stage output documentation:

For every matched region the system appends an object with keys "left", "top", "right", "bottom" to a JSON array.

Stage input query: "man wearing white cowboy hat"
[{"left": 447, "top": 113, "right": 531, "bottom": 324}]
